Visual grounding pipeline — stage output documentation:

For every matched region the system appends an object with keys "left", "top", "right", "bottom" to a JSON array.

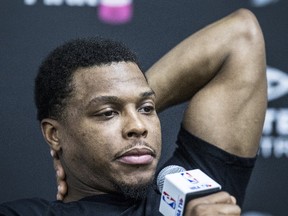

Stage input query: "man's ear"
[{"left": 41, "top": 118, "right": 62, "bottom": 151}]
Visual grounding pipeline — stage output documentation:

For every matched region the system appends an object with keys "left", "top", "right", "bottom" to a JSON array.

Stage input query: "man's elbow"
[
  {"left": 230, "top": 9, "right": 266, "bottom": 82},
  {"left": 232, "top": 8, "right": 265, "bottom": 46}
]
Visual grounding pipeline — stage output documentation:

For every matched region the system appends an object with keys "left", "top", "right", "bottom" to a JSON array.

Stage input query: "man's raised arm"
[{"left": 146, "top": 9, "right": 267, "bottom": 157}]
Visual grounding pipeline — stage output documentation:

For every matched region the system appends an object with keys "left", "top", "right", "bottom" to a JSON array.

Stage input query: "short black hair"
[{"left": 34, "top": 37, "right": 139, "bottom": 121}]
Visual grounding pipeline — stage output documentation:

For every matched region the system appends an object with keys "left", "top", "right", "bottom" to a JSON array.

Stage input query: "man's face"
[{"left": 57, "top": 62, "right": 161, "bottom": 197}]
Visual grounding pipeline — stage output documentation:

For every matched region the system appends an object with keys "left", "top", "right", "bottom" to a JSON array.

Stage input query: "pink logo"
[{"left": 98, "top": 0, "right": 133, "bottom": 24}]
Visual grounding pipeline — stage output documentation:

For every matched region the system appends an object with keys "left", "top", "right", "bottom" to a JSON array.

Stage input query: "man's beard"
[{"left": 112, "top": 177, "right": 154, "bottom": 200}]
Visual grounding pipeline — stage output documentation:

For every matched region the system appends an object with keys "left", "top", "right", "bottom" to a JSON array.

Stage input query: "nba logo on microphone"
[
  {"left": 181, "top": 172, "right": 198, "bottom": 184},
  {"left": 162, "top": 191, "right": 176, "bottom": 209}
]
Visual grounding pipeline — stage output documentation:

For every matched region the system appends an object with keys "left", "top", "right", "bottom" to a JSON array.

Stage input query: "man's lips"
[{"left": 115, "top": 148, "right": 155, "bottom": 165}]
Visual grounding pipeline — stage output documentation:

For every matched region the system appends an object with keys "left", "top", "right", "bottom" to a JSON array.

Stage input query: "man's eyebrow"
[
  {"left": 141, "top": 90, "right": 156, "bottom": 98},
  {"left": 86, "top": 90, "right": 155, "bottom": 108},
  {"left": 86, "top": 96, "right": 120, "bottom": 108}
]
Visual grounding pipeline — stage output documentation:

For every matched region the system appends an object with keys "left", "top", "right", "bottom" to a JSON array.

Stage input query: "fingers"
[
  {"left": 50, "top": 149, "right": 58, "bottom": 158},
  {"left": 50, "top": 149, "right": 67, "bottom": 201},
  {"left": 230, "top": 196, "right": 237, "bottom": 205},
  {"left": 189, "top": 191, "right": 236, "bottom": 206},
  {"left": 185, "top": 192, "right": 241, "bottom": 216},
  {"left": 187, "top": 203, "right": 241, "bottom": 216},
  {"left": 56, "top": 181, "right": 67, "bottom": 200},
  {"left": 51, "top": 149, "right": 65, "bottom": 181}
]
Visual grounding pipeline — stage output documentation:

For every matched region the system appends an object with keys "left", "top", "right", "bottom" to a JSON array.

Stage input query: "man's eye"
[
  {"left": 102, "top": 111, "right": 117, "bottom": 117},
  {"left": 139, "top": 106, "right": 155, "bottom": 114},
  {"left": 94, "top": 110, "right": 118, "bottom": 119}
]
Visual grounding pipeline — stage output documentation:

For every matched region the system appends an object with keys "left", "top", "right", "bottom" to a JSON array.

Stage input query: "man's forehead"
[
  {"left": 70, "top": 62, "right": 151, "bottom": 102},
  {"left": 73, "top": 62, "right": 146, "bottom": 84}
]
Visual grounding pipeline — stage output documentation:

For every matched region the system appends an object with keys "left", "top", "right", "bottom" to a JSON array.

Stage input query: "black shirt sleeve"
[{"left": 161, "top": 126, "right": 257, "bottom": 207}]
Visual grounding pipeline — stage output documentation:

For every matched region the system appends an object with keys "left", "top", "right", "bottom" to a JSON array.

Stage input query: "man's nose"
[{"left": 122, "top": 111, "right": 148, "bottom": 139}]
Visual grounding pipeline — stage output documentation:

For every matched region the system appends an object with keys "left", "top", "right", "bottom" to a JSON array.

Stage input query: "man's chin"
[{"left": 112, "top": 177, "right": 154, "bottom": 200}]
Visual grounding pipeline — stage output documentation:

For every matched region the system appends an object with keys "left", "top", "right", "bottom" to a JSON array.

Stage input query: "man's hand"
[
  {"left": 51, "top": 149, "right": 67, "bottom": 201},
  {"left": 185, "top": 192, "right": 241, "bottom": 216}
]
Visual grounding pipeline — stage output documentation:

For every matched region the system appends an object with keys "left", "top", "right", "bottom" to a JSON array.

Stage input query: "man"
[{"left": 0, "top": 9, "right": 266, "bottom": 215}]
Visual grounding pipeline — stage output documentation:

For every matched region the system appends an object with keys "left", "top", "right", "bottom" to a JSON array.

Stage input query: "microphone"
[{"left": 157, "top": 165, "right": 221, "bottom": 216}]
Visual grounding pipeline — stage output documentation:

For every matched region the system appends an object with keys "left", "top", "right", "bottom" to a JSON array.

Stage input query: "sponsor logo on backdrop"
[
  {"left": 242, "top": 211, "right": 274, "bottom": 216},
  {"left": 250, "top": 0, "right": 280, "bottom": 7},
  {"left": 260, "top": 66, "right": 288, "bottom": 158},
  {"left": 267, "top": 66, "right": 288, "bottom": 101},
  {"left": 24, "top": 0, "right": 99, "bottom": 6},
  {"left": 23, "top": 0, "right": 280, "bottom": 24},
  {"left": 23, "top": 0, "right": 133, "bottom": 24}
]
